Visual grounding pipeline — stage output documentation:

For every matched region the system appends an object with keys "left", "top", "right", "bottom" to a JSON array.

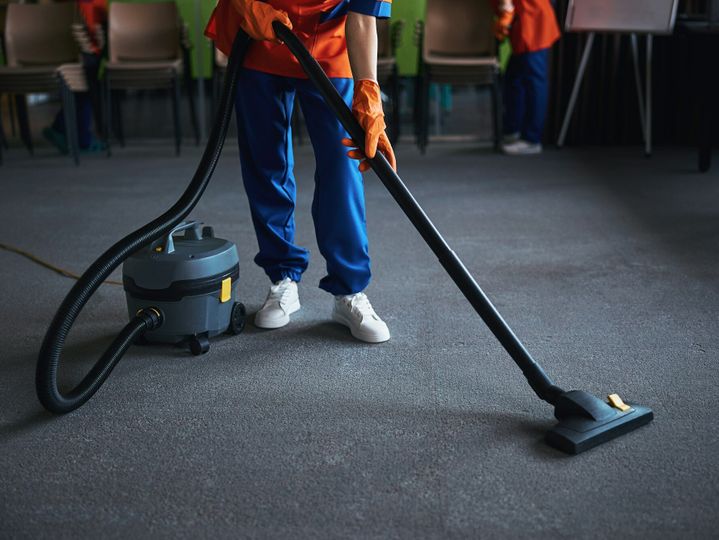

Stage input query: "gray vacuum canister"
[{"left": 123, "top": 221, "right": 245, "bottom": 355}]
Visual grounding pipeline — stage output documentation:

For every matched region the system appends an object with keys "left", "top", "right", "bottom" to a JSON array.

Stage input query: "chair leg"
[
  {"left": 103, "top": 77, "right": 112, "bottom": 157},
  {"left": 413, "top": 73, "right": 422, "bottom": 147},
  {"left": 61, "top": 83, "right": 80, "bottom": 165},
  {"left": 15, "top": 95, "right": 33, "bottom": 156},
  {"left": 185, "top": 69, "right": 200, "bottom": 146},
  {"left": 171, "top": 75, "right": 182, "bottom": 156},
  {"left": 8, "top": 93, "right": 18, "bottom": 137},
  {"left": 419, "top": 74, "right": 430, "bottom": 154},
  {"left": 389, "top": 67, "right": 401, "bottom": 145},
  {"left": 0, "top": 100, "right": 7, "bottom": 151},
  {"left": 211, "top": 73, "right": 219, "bottom": 120},
  {"left": 0, "top": 103, "right": 4, "bottom": 165},
  {"left": 112, "top": 91, "right": 125, "bottom": 148},
  {"left": 492, "top": 73, "right": 503, "bottom": 152}
]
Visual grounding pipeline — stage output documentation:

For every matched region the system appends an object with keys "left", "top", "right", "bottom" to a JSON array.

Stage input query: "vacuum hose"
[{"left": 35, "top": 33, "right": 252, "bottom": 413}]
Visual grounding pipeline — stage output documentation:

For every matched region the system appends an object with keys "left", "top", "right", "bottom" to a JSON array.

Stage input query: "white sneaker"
[
  {"left": 502, "top": 132, "right": 520, "bottom": 145},
  {"left": 332, "top": 292, "right": 390, "bottom": 343},
  {"left": 254, "top": 278, "right": 300, "bottom": 329},
  {"left": 502, "top": 139, "right": 543, "bottom": 155}
]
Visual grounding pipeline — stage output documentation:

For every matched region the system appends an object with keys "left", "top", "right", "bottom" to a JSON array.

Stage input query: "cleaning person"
[
  {"left": 205, "top": 0, "right": 395, "bottom": 343},
  {"left": 494, "top": 0, "right": 560, "bottom": 155},
  {"left": 43, "top": 0, "right": 107, "bottom": 154}
]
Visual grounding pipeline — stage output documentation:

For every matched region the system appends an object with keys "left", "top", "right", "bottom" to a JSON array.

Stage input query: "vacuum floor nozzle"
[{"left": 545, "top": 390, "right": 654, "bottom": 454}]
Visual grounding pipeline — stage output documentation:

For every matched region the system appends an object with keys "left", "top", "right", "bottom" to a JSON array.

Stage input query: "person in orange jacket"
[
  {"left": 495, "top": 0, "right": 560, "bottom": 154},
  {"left": 206, "top": 0, "right": 395, "bottom": 343},
  {"left": 44, "top": 0, "right": 107, "bottom": 154}
]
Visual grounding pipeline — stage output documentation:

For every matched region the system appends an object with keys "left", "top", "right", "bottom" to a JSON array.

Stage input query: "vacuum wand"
[
  {"left": 273, "top": 22, "right": 561, "bottom": 405},
  {"left": 273, "top": 22, "right": 653, "bottom": 454}
]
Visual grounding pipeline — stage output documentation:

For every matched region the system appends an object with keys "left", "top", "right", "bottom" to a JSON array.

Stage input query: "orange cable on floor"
[{"left": 0, "top": 242, "right": 123, "bottom": 286}]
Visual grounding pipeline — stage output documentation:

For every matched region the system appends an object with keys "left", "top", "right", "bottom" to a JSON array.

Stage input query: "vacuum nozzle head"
[{"left": 545, "top": 390, "right": 653, "bottom": 454}]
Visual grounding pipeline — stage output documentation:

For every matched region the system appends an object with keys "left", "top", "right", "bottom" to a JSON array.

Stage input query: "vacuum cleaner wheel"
[
  {"left": 188, "top": 334, "right": 210, "bottom": 356},
  {"left": 227, "top": 302, "right": 246, "bottom": 335}
]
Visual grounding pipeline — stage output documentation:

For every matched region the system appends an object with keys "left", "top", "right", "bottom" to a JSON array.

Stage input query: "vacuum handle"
[
  {"left": 272, "top": 22, "right": 563, "bottom": 404},
  {"left": 154, "top": 220, "right": 203, "bottom": 254}
]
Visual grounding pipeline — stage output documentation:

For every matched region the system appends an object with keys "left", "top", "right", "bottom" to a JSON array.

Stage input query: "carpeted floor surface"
[{"left": 1, "top": 140, "right": 717, "bottom": 538}]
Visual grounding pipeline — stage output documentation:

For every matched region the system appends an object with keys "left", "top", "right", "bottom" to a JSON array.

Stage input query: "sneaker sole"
[
  {"left": 502, "top": 146, "right": 542, "bottom": 155},
  {"left": 254, "top": 300, "right": 300, "bottom": 329},
  {"left": 332, "top": 310, "right": 390, "bottom": 344}
]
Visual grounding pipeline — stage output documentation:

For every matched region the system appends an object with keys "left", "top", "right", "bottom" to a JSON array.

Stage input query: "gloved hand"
[
  {"left": 341, "top": 79, "right": 397, "bottom": 172},
  {"left": 231, "top": 0, "right": 292, "bottom": 43},
  {"left": 494, "top": 9, "right": 515, "bottom": 41}
]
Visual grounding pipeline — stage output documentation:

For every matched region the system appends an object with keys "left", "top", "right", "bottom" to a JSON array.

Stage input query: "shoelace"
[
  {"left": 266, "top": 279, "right": 294, "bottom": 306},
  {"left": 345, "top": 293, "right": 379, "bottom": 321}
]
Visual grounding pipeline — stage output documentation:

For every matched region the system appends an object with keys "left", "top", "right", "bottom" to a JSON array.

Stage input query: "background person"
[
  {"left": 43, "top": 0, "right": 107, "bottom": 154},
  {"left": 495, "top": 0, "right": 560, "bottom": 155}
]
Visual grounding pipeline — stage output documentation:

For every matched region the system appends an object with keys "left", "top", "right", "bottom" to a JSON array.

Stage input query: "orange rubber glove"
[
  {"left": 494, "top": 9, "right": 515, "bottom": 41},
  {"left": 231, "top": 0, "right": 292, "bottom": 43},
  {"left": 341, "top": 79, "right": 397, "bottom": 173}
]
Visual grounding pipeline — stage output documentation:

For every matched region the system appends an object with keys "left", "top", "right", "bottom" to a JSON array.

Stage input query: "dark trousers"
[
  {"left": 504, "top": 48, "right": 550, "bottom": 144},
  {"left": 52, "top": 93, "right": 93, "bottom": 148},
  {"left": 52, "top": 53, "right": 101, "bottom": 148}
]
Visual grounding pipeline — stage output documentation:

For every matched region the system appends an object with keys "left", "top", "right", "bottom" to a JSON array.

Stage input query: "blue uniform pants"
[
  {"left": 235, "top": 68, "right": 370, "bottom": 296},
  {"left": 503, "top": 48, "right": 550, "bottom": 144},
  {"left": 52, "top": 93, "right": 93, "bottom": 148},
  {"left": 52, "top": 53, "right": 100, "bottom": 149}
]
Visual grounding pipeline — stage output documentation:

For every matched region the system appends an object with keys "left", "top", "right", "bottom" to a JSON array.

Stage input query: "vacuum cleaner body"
[{"left": 122, "top": 221, "right": 245, "bottom": 355}]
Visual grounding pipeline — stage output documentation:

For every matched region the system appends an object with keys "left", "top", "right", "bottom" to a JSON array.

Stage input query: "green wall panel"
[{"left": 392, "top": 0, "right": 425, "bottom": 76}]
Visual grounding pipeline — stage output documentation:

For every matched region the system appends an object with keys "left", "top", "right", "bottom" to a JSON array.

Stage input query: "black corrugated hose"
[{"left": 35, "top": 32, "right": 252, "bottom": 414}]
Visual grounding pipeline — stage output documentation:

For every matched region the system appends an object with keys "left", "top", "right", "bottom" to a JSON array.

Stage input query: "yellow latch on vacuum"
[
  {"left": 608, "top": 393, "right": 631, "bottom": 412},
  {"left": 220, "top": 277, "right": 232, "bottom": 303}
]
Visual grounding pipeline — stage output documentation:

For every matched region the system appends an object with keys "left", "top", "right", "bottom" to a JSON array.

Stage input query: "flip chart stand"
[{"left": 557, "top": 32, "right": 654, "bottom": 156}]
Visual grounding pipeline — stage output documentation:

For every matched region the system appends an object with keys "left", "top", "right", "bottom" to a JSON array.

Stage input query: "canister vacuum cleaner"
[
  {"left": 36, "top": 24, "right": 653, "bottom": 454},
  {"left": 123, "top": 220, "right": 246, "bottom": 355}
]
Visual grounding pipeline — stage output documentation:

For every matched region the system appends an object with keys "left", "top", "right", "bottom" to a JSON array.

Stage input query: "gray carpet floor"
[{"left": 0, "top": 140, "right": 717, "bottom": 538}]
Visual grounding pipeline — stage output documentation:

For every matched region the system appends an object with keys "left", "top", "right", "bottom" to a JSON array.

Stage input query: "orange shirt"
[
  {"left": 77, "top": 0, "right": 107, "bottom": 30},
  {"left": 509, "top": 0, "right": 560, "bottom": 54},
  {"left": 206, "top": 0, "right": 392, "bottom": 79},
  {"left": 61, "top": 0, "right": 107, "bottom": 55}
]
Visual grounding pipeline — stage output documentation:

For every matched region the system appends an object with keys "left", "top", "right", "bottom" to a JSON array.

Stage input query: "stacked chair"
[
  {"left": 0, "top": 3, "right": 86, "bottom": 165},
  {"left": 104, "top": 1, "right": 198, "bottom": 156},
  {"left": 377, "top": 18, "right": 404, "bottom": 145},
  {"left": 415, "top": 0, "right": 501, "bottom": 153}
]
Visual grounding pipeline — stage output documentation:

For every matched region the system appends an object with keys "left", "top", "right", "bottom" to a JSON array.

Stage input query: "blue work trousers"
[
  {"left": 504, "top": 48, "right": 550, "bottom": 144},
  {"left": 52, "top": 93, "right": 93, "bottom": 148},
  {"left": 235, "top": 68, "right": 370, "bottom": 296},
  {"left": 52, "top": 53, "right": 100, "bottom": 149}
]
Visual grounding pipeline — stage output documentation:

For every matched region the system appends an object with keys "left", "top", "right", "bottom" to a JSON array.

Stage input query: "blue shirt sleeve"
[{"left": 348, "top": 0, "right": 392, "bottom": 19}]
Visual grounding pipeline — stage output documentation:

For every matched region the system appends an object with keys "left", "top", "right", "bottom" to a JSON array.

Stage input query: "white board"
[{"left": 565, "top": 0, "right": 679, "bottom": 34}]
